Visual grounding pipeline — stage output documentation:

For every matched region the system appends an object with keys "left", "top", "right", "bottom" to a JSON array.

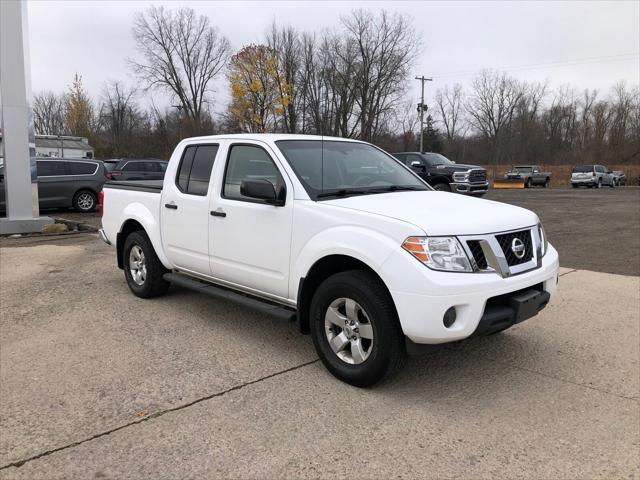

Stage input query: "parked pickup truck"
[
  {"left": 100, "top": 134, "right": 559, "bottom": 386},
  {"left": 504, "top": 165, "right": 552, "bottom": 188},
  {"left": 392, "top": 152, "right": 489, "bottom": 195}
]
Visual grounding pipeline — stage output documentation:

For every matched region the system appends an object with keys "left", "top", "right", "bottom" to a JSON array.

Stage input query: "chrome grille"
[
  {"left": 495, "top": 229, "right": 534, "bottom": 266},
  {"left": 469, "top": 169, "right": 487, "bottom": 182},
  {"left": 466, "top": 240, "right": 488, "bottom": 269}
]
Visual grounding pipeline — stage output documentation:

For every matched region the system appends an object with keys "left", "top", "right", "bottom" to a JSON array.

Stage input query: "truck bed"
[{"left": 104, "top": 180, "right": 163, "bottom": 193}]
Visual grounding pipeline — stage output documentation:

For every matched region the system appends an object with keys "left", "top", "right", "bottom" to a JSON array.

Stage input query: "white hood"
[{"left": 324, "top": 191, "right": 539, "bottom": 236}]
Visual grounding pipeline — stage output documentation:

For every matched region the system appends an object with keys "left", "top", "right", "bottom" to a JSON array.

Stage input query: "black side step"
[{"left": 163, "top": 272, "right": 296, "bottom": 322}]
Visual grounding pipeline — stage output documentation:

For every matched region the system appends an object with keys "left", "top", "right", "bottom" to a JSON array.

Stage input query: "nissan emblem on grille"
[{"left": 511, "top": 238, "right": 526, "bottom": 259}]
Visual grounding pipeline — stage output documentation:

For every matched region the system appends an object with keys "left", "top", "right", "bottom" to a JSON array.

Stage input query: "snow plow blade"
[{"left": 493, "top": 179, "right": 525, "bottom": 189}]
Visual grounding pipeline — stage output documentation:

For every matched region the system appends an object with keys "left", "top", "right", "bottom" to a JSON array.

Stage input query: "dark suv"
[
  {"left": 106, "top": 159, "right": 168, "bottom": 181},
  {"left": 0, "top": 158, "right": 107, "bottom": 213},
  {"left": 393, "top": 152, "right": 488, "bottom": 196}
]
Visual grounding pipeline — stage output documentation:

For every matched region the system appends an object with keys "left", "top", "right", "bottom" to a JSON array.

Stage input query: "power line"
[{"left": 431, "top": 52, "right": 640, "bottom": 79}]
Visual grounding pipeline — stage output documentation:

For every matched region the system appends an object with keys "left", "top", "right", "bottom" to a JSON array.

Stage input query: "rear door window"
[
  {"left": 176, "top": 145, "right": 218, "bottom": 195},
  {"left": 36, "top": 161, "right": 66, "bottom": 177}
]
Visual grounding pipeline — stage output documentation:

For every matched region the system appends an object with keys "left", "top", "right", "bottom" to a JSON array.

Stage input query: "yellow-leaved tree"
[
  {"left": 228, "top": 45, "right": 293, "bottom": 132},
  {"left": 65, "top": 74, "right": 94, "bottom": 138}
]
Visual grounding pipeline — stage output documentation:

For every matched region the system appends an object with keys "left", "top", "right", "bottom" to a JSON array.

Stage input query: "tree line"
[{"left": 32, "top": 6, "right": 639, "bottom": 168}]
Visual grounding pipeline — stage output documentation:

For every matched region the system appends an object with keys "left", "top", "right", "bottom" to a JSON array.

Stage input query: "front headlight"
[
  {"left": 453, "top": 172, "right": 470, "bottom": 182},
  {"left": 402, "top": 236, "right": 473, "bottom": 272},
  {"left": 538, "top": 223, "right": 548, "bottom": 256}
]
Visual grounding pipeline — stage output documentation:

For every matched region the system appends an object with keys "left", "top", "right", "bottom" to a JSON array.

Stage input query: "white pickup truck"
[{"left": 100, "top": 134, "right": 559, "bottom": 386}]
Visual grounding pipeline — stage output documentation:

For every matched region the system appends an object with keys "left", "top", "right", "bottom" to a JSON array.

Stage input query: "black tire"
[
  {"left": 610, "top": 179, "right": 616, "bottom": 188},
  {"left": 544, "top": 178, "right": 550, "bottom": 188},
  {"left": 571, "top": 183, "right": 578, "bottom": 188},
  {"left": 73, "top": 190, "right": 97, "bottom": 212},
  {"left": 309, "top": 270, "right": 407, "bottom": 387},
  {"left": 525, "top": 178, "right": 531, "bottom": 188},
  {"left": 123, "top": 231, "right": 170, "bottom": 298},
  {"left": 596, "top": 179, "right": 602, "bottom": 189},
  {"left": 433, "top": 182, "right": 451, "bottom": 192}
]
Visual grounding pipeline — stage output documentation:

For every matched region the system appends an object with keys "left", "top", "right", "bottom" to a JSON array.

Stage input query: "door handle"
[
  {"left": 210, "top": 210, "right": 226, "bottom": 218},
  {"left": 165, "top": 203, "right": 178, "bottom": 210}
]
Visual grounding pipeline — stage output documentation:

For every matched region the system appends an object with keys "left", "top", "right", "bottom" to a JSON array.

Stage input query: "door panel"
[
  {"left": 209, "top": 143, "right": 293, "bottom": 299},
  {"left": 161, "top": 144, "right": 219, "bottom": 274},
  {"left": 36, "top": 161, "right": 68, "bottom": 207}
]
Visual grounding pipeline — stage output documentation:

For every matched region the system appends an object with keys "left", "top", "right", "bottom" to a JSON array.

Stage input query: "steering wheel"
[{"left": 353, "top": 176, "right": 374, "bottom": 187}]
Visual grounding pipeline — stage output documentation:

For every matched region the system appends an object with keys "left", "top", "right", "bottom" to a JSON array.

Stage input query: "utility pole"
[{"left": 415, "top": 75, "right": 432, "bottom": 153}]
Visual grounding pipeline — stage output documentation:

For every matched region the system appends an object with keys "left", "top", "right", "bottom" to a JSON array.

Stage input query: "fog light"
[{"left": 443, "top": 307, "right": 457, "bottom": 328}]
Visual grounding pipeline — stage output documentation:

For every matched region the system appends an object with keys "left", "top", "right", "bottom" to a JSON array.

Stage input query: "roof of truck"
[{"left": 177, "top": 133, "right": 368, "bottom": 143}]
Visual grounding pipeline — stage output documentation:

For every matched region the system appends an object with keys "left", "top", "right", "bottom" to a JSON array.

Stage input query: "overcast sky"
[{"left": 27, "top": 0, "right": 640, "bottom": 114}]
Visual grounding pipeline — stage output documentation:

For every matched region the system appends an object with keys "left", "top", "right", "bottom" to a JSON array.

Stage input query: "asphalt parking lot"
[{"left": 0, "top": 188, "right": 638, "bottom": 479}]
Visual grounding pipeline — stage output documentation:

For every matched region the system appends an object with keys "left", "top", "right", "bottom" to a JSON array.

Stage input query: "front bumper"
[
  {"left": 450, "top": 181, "right": 489, "bottom": 195},
  {"left": 380, "top": 244, "right": 559, "bottom": 344}
]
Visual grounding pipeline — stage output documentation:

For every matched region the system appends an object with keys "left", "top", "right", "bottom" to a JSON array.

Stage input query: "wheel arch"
[
  {"left": 429, "top": 175, "right": 451, "bottom": 186},
  {"left": 295, "top": 254, "right": 398, "bottom": 335},
  {"left": 116, "top": 212, "right": 170, "bottom": 270}
]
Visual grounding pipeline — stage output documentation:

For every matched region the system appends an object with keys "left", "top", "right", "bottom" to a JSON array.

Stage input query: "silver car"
[{"left": 570, "top": 165, "right": 615, "bottom": 189}]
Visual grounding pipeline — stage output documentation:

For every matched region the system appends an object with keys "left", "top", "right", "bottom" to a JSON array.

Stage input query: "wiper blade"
[
  {"left": 368, "top": 185, "right": 423, "bottom": 193},
  {"left": 317, "top": 189, "right": 368, "bottom": 199}
]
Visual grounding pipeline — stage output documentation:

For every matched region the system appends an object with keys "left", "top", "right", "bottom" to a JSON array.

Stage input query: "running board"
[{"left": 163, "top": 272, "right": 296, "bottom": 322}]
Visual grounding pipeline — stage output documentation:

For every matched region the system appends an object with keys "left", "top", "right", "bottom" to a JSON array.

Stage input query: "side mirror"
[{"left": 240, "top": 179, "right": 285, "bottom": 206}]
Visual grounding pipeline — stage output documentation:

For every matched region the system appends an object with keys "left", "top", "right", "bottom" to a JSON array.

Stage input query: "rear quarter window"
[{"left": 66, "top": 162, "right": 97, "bottom": 175}]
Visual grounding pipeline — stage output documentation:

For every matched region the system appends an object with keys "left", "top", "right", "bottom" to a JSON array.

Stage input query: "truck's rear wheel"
[
  {"left": 123, "top": 231, "right": 169, "bottom": 298},
  {"left": 310, "top": 270, "right": 406, "bottom": 387}
]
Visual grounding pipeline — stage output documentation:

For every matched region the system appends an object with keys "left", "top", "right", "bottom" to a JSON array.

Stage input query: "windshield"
[
  {"left": 573, "top": 165, "right": 594, "bottom": 173},
  {"left": 512, "top": 166, "right": 533, "bottom": 173},
  {"left": 103, "top": 162, "right": 118, "bottom": 172},
  {"left": 276, "top": 140, "right": 429, "bottom": 200},
  {"left": 421, "top": 153, "right": 454, "bottom": 166}
]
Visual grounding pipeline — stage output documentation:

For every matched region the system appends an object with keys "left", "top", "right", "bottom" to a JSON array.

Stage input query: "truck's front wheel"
[
  {"left": 123, "top": 231, "right": 170, "bottom": 298},
  {"left": 310, "top": 270, "right": 406, "bottom": 387}
]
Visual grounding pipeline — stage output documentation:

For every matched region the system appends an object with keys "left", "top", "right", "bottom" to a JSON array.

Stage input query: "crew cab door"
[
  {"left": 208, "top": 142, "right": 293, "bottom": 300},
  {"left": 160, "top": 143, "right": 219, "bottom": 274}
]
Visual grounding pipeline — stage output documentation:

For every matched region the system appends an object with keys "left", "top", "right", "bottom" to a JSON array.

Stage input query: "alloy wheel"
[
  {"left": 324, "top": 297, "right": 374, "bottom": 365},
  {"left": 77, "top": 192, "right": 94, "bottom": 210},
  {"left": 129, "top": 245, "right": 147, "bottom": 286}
]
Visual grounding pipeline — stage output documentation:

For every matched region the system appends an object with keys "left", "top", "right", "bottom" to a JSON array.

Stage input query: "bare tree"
[
  {"left": 33, "top": 91, "right": 67, "bottom": 135},
  {"left": 341, "top": 10, "right": 420, "bottom": 141},
  {"left": 434, "top": 83, "right": 464, "bottom": 140},
  {"left": 98, "top": 80, "right": 140, "bottom": 156},
  {"left": 130, "top": 6, "right": 231, "bottom": 133},
  {"left": 392, "top": 100, "right": 419, "bottom": 151},
  {"left": 267, "top": 23, "right": 302, "bottom": 133},
  {"left": 466, "top": 70, "right": 525, "bottom": 166}
]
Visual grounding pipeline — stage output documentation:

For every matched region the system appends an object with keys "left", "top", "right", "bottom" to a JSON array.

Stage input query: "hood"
[
  {"left": 324, "top": 191, "right": 539, "bottom": 236},
  {"left": 431, "top": 163, "right": 484, "bottom": 173}
]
